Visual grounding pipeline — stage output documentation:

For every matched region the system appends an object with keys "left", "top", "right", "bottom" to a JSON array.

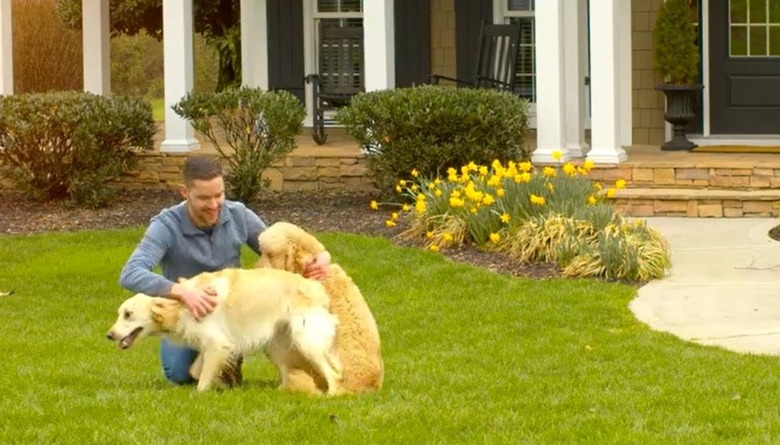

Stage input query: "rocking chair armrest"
[
  {"left": 429, "top": 74, "right": 475, "bottom": 87},
  {"left": 474, "top": 76, "right": 513, "bottom": 90},
  {"left": 304, "top": 74, "right": 321, "bottom": 85}
]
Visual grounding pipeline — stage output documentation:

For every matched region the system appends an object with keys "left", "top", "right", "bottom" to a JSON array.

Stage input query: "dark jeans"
[{"left": 159, "top": 338, "right": 198, "bottom": 385}]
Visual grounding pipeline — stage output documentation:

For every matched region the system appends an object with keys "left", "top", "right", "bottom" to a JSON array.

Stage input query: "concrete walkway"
[{"left": 630, "top": 217, "right": 780, "bottom": 356}]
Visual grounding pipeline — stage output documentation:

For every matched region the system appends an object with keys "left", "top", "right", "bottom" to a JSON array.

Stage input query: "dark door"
[
  {"left": 395, "top": 0, "right": 431, "bottom": 87},
  {"left": 454, "top": 0, "right": 493, "bottom": 81},
  {"left": 709, "top": 0, "right": 780, "bottom": 134},
  {"left": 267, "top": 0, "right": 305, "bottom": 103}
]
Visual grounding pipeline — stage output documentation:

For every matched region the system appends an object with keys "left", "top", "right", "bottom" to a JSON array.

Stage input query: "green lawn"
[
  {"left": 150, "top": 97, "right": 165, "bottom": 121},
  {"left": 1, "top": 229, "right": 780, "bottom": 444}
]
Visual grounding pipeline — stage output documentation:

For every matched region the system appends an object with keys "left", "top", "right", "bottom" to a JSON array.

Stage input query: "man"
[{"left": 119, "top": 155, "right": 329, "bottom": 385}]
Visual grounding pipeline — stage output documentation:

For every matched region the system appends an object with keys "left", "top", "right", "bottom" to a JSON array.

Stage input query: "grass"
[
  {"left": 150, "top": 97, "right": 165, "bottom": 122},
  {"left": 1, "top": 229, "right": 780, "bottom": 444}
]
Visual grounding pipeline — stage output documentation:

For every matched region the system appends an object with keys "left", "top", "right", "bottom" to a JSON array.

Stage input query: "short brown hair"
[{"left": 183, "top": 156, "right": 222, "bottom": 186}]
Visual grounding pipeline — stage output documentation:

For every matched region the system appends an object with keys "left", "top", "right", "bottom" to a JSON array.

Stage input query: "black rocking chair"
[
  {"left": 304, "top": 24, "right": 365, "bottom": 145},
  {"left": 430, "top": 21, "right": 521, "bottom": 91}
]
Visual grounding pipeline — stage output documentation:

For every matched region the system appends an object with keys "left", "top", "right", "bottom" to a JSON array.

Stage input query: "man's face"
[{"left": 182, "top": 177, "right": 225, "bottom": 228}]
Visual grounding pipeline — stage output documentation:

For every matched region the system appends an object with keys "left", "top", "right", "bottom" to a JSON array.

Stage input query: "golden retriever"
[
  {"left": 106, "top": 267, "right": 342, "bottom": 393},
  {"left": 256, "top": 222, "right": 383, "bottom": 395}
]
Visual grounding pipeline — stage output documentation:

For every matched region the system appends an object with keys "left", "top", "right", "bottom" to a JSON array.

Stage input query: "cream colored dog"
[
  {"left": 256, "top": 222, "right": 383, "bottom": 395},
  {"left": 106, "top": 267, "right": 342, "bottom": 393}
]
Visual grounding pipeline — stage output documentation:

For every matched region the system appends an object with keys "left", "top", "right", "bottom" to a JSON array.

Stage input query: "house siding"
[
  {"left": 632, "top": 0, "right": 666, "bottom": 146},
  {"left": 430, "top": 0, "right": 456, "bottom": 79}
]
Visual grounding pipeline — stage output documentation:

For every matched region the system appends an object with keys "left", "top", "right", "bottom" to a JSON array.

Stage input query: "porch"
[{"left": 123, "top": 127, "right": 780, "bottom": 219}]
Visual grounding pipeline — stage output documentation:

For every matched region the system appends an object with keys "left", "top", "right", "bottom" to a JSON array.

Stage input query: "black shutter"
[
  {"left": 267, "top": 0, "right": 305, "bottom": 102},
  {"left": 454, "top": 0, "right": 493, "bottom": 81},
  {"left": 394, "top": 0, "right": 431, "bottom": 87}
]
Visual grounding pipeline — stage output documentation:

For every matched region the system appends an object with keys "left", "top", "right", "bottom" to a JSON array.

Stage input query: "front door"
[{"left": 710, "top": 0, "right": 780, "bottom": 134}]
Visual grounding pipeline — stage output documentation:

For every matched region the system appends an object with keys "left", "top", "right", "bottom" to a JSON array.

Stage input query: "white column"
[
  {"left": 531, "top": 0, "right": 568, "bottom": 163},
  {"left": 82, "top": 0, "right": 111, "bottom": 95},
  {"left": 161, "top": 0, "right": 198, "bottom": 152},
  {"left": 240, "top": 0, "right": 268, "bottom": 89},
  {"left": 563, "top": 0, "right": 589, "bottom": 157},
  {"left": 363, "top": 0, "right": 394, "bottom": 91},
  {"left": 586, "top": 0, "right": 630, "bottom": 164},
  {"left": 0, "top": 0, "right": 12, "bottom": 95}
]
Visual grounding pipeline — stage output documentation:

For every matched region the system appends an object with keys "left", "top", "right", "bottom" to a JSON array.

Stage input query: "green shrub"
[
  {"left": 372, "top": 156, "right": 671, "bottom": 282},
  {"left": 336, "top": 85, "right": 530, "bottom": 191},
  {"left": 0, "top": 92, "right": 156, "bottom": 208},
  {"left": 653, "top": 0, "right": 699, "bottom": 85},
  {"left": 173, "top": 87, "right": 305, "bottom": 204}
]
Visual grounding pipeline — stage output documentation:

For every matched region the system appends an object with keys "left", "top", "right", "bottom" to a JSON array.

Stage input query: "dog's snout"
[{"left": 106, "top": 331, "right": 115, "bottom": 341}]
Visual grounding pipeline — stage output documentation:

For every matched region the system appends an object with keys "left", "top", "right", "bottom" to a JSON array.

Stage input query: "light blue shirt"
[{"left": 119, "top": 200, "right": 267, "bottom": 296}]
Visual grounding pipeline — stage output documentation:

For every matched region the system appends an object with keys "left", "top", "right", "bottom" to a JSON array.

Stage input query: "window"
[
  {"left": 729, "top": 0, "right": 780, "bottom": 57},
  {"left": 499, "top": 0, "right": 536, "bottom": 102}
]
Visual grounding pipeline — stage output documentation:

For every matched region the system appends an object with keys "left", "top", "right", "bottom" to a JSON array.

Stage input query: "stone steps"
[{"left": 610, "top": 187, "right": 780, "bottom": 218}]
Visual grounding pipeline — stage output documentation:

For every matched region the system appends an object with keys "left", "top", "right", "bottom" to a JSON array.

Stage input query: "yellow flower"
[
  {"left": 447, "top": 168, "right": 458, "bottom": 181},
  {"left": 415, "top": 200, "right": 427, "bottom": 213},
  {"left": 489, "top": 233, "right": 501, "bottom": 243},
  {"left": 496, "top": 188, "right": 505, "bottom": 197},
  {"left": 402, "top": 204, "right": 410, "bottom": 212},
  {"left": 478, "top": 166, "right": 489, "bottom": 177},
  {"left": 467, "top": 161, "right": 478, "bottom": 171},
  {"left": 395, "top": 185, "right": 402, "bottom": 193},
  {"left": 482, "top": 194, "right": 495, "bottom": 205},
  {"left": 391, "top": 212, "right": 399, "bottom": 221},
  {"left": 411, "top": 168, "right": 419, "bottom": 177},
  {"left": 546, "top": 183, "right": 554, "bottom": 192},
  {"left": 399, "top": 179, "right": 407, "bottom": 186},
  {"left": 470, "top": 207, "right": 478, "bottom": 214},
  {"left": 429, "top": 244, "right": 440, "bottom": 252},
  {"left": 562, "top": 163, "right": 577, "bottom": 176},
  {"left": 587, "top": 195, "right": 597, "bottom": 205},
  {"left": 487, "top": 175, "right": 502, "bottom": 187},
  {"left": 551, "top": 150, "right": 563, "bottom": 161},
  {"left": 543, "top": 166, "right": 557, "bottom": 177},
  {"left": 427, "top": 182, "right": 437, "bottom": 190},
  {"left": 594, "top": 182, "right": 603, "bottom": 190},
  {"left": 606, "top": 188, "right": 616, "bottom": 198},
  {"left": 426, "top": 231, "right": 434, "bottom": 239},
  {"left": 411, "top": 184, "right": 418, "bottom": 192},
  {"left": 518, "top": 161, "right": 532, "bottom": 172},
  {"left": 615, "top": 179, "right": 627, "bottom": 189},
  {"left": 500, "top": 212, "right": 511, "bottom": 223},
  {"left": 370, "top": 200, "right": 378, "bottom": 210},
  {"left": 443, "top": 233, "right": 453, "bottom": 242},
  {"left": 435, "top": 189, "right": 443, "bottom": 197},
  {"left": 492, "top": 159, "right": 503, "bottom": 170},
  {"left": 385, "top": 220, "right": 396, "bottom": 227},
  {"left": 417, "top": 193, "right": 426, "bottom": 201},
  {"left": 530, "top": 194, "right": 546, "bottom": 206},
  {"left": 451, "top": 190, "right": 461, "bottom": 198},
  {"left": 583, "top": 159, "right": 595, "bottom": 171}
]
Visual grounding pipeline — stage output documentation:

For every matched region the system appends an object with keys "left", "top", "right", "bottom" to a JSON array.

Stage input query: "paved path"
[{"left": 630, "top": 217, "right": 780, "bottom": 356}]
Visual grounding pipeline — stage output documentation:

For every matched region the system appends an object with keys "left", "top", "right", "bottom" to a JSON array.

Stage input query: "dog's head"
[
  {"left": 257, "top": 222, "right": 327, "bottom": 274},
  {"left": 106, "top": 294, "right": 168, "bottom": 349}
]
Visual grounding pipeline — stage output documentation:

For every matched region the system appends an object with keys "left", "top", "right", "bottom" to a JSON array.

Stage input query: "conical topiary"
[{"left": 653, "top": 0, "right": 699, "bottom": 85}]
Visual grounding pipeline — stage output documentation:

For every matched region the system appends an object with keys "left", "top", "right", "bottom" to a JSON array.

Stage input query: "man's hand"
[
  {"left": 171, "top": 283, "right": 217, "bottom": 321},
  {"left": 303, "top": 251, "right": 331, "bottom": 281}
]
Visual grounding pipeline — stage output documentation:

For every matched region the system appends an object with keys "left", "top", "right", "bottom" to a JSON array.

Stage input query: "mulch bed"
[{"left": 0, "top": 189, "right": 562, "bottom": 280}]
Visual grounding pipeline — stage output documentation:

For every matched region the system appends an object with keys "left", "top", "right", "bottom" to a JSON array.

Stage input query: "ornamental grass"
[{"left": 371, "top": 151, "right": 671, "bottom": 282}]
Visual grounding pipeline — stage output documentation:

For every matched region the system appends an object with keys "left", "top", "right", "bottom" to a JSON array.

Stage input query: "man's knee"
[{"left": 164, "top": 365, "right": 195, "bottom": 385}]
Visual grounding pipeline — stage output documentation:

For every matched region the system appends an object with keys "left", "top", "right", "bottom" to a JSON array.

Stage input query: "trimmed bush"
[
  {"left": 653, "top": 0, "right": 699, "bottom": 85},
  {"left": 0, "top": 92, "right": 156, "bottom": 208},
  {"left": 336, "top": 85, "right": 530, "bottom": 191},
  {"left": 173, "top": 87, "right": 306, "bottom": 204}
]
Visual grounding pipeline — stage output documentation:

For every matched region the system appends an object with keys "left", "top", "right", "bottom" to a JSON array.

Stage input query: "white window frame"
[
  {"left": 494, "top": 1, "right": 538, "bottom": 127},
  {"left": 493, "top": 0, "right": 592, "bottom": 130},
  {"left": 303, "top": 1, "right": 364, "bottom": 127}
]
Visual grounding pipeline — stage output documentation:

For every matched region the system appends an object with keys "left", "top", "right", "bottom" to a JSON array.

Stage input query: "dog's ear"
[{"left": 151, "top": 300, "right": 179, "bottom": 328}]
